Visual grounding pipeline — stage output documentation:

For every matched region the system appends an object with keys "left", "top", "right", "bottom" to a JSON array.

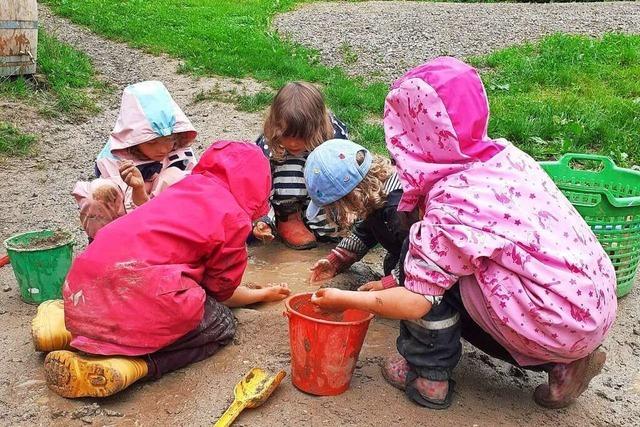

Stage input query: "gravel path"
[{"left": 275, "top": 1, "right": 640, "bottom": 81}]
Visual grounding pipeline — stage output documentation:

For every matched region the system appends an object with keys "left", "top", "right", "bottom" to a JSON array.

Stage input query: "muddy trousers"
[
  {"left": 397, "top": 284, "right": 549, "bottom": 388},
  {"left": 145, "top": 297, "right": 236, "bottom": 379}
]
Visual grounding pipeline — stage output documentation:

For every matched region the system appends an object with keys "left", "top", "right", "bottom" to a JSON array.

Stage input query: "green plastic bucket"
[
  {"left": 540, "top": 154, "right": 640, "bottom": 298},
  {"left": 3, "top": 229, "right": 74, "bottom": 304}
]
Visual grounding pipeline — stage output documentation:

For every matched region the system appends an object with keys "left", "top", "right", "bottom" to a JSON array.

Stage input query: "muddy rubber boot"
[
  {"left": 277, "top": 211, "right": 317, "bottom": 250},
  {"left": 383, "top": 353, "right": 453, "bottom": 409},
  {"left": 44, "top": 350, "right": 149, "bottom": 398},
  {"left": 534, "top": 348, "right": 607, "bottom": 409},
  {"left": 382, "top": 353, "right": 410, "bottom": 390},
  {"left": 31, "top": 300, "right": 73, "bottom": 352}
]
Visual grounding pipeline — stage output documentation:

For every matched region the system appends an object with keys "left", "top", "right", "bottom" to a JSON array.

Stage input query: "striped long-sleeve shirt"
[
  {"left": 255, "top": 114, "right": 348, "bottom": 237},
  {"left": 330, "top": 172, "right": 406, "bottom": 277}
]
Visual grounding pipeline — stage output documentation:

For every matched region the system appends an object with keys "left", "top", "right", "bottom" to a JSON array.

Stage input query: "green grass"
[
  {"left": 41, "top": 0, "right": 389, "bottom": 152},
  {"left": 0, "top": 122, "right": 37, "bottom": 155},
  {"left": 0, "top": 29, "right": 103, "bottom": 118},
  {"left": 471, "top": 33, "right": 640, "bottom": 165},
  {"left": 40, "top": 0, "right": 640, "bottom": 165},
  {"left": 0, "top": 29, "right": 104, "bottom": 154}
]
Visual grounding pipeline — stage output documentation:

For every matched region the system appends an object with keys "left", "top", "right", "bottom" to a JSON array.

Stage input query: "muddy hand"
[
  {"left": 263, "top": 283, "right": 290, "bottom": 302},
  {"left": 253, "top": 221, "right": 274, "bottom": 242},
  {"left": 357, "top": 281, "right": 384, "bottom": 292},
  {"left": 91, "top": 184, "right": 121, "bottom": 205},
  {"left": 311, "top": 288, "right": 349, "bottom": 311},
  {"left": 118, "top": 161, "right": 144, "bottom": 189},
  {"left": 309, "top": 259, "right": 337, "bottom": 283}
]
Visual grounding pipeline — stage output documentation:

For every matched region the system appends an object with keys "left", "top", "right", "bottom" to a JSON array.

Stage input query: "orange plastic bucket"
[{"left": 284, "top": 292, "right": 374, "bottom": 396}]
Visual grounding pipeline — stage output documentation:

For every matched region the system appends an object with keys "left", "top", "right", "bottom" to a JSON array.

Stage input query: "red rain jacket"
[{"left": 63, "top": 141, "right": 271, "bottom": 356}]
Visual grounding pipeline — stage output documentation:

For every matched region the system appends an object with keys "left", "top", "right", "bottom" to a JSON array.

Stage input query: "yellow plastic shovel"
[{"left": 213, "top": 368, "right": 286, "bottom": 427}]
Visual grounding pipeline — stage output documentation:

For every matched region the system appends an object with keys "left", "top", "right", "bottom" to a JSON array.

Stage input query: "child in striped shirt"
[{"left": 253, "top": 82, "right": 348, "bottom": 249}]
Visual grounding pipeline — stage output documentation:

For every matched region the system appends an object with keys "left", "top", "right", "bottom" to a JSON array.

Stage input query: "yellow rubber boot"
[
  {"left": 31, "top": 300, "right": 73, "bottom": 352},
  {"left": 44, "top": 350, "right": 149, "bottom": 398}
]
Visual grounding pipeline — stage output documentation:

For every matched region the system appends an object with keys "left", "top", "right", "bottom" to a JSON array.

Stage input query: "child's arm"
[
  {"left": 311, "top": 287, "right": 431, "bottom": 320},
  {"left": 310, "top": 224, "right": 378, "bottom": 283},
  {"left": 221, "top": 284, "right": 290, "bottom": 308}
]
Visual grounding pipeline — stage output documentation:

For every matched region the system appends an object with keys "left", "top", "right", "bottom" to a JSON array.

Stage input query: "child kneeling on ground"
[
  {"left": 309, "top": 57, "right": 617, "bottom": 409},
  {"left": 252, "top": 81, "right": 349, "bottom": 249},
  {"left": 32, "top": 141, "right": 290, "bottom": 398}
]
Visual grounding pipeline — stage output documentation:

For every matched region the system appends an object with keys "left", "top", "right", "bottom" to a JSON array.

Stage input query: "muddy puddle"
[{"left": 244, "top": 242, "right": 329, "bottom": 296}]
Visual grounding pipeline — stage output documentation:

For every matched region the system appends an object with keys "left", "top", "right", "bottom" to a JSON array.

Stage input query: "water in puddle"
[{"left": 245, "top": 242, "right": 330, "bottom": 295}]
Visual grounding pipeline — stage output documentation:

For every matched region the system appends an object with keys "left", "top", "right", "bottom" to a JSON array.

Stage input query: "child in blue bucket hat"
[{"left": 305, "top": 139, "right": 408, "bottom": 291}]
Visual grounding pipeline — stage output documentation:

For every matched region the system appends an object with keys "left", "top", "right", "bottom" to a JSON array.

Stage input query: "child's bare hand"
[
  {"left": 309, "top": 259, "right": 337, "bottom": 283},
  {"left": 253, "top": 221, "right": 274, "bottom": 242},
  {"left": 118, "top": 161, "right": 144, "bottom": 189},
  {"left": 358, "top": 281, "right": 384, "bottom": 292},
  {"left": 311, "top": 288, "right": 348, "bottom": 311},
  {"left": 92, "top": 184, "right": 121, "bottom": 205},
  {"left": 262, "top": 283, "right": 291, "bottom": 302}
]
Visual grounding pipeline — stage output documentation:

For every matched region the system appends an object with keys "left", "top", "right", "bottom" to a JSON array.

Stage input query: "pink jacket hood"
[
  {"left": 384, "top": 57, "right": 505, "bottom": 211},
  {"left": 107, "top": 80, "right": 197, "bottom": 160}
]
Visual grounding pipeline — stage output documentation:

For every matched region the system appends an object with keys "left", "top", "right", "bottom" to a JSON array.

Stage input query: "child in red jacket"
[{"left": 31, "top": 141, "right": 290, "bottom": 398}]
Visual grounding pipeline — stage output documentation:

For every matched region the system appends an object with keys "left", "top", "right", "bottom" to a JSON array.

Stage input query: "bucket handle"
[{"left": 558, "top": 153, "right": 616, "bottom": 173}]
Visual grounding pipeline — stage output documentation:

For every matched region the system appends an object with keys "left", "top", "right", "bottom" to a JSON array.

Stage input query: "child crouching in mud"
[
  {"left": 309, "top": 57, "right": 617, "bottom": 409},
  {"left": 31, "top": 141, "right": 290, "bottom": 398},
  {"left": 306, "top": 138, "right": 407, "bottom": 289}
]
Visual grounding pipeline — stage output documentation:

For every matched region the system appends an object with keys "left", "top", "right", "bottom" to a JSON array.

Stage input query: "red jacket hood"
[{"left": 192, "top": 140, "right": 271, "bottom": 220}]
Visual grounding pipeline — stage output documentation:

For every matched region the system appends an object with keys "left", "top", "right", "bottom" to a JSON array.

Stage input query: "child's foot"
[
  {"left": 382, "top": 353, "right": 451, "bottom": 408},
  {"left": 32, "top": 300, "right": 73, "bottom": 352},
  {"left": 382, "top": 353, "right": 410, "bottom": 390},
  {"left": 277, "top": 212, "right": 317, "bottom": 250},
  {"left": 534, "top": 348, "right": 607, "bottom": 409},
  {"left": 44, "top": 350, "right": 149, "bottom": 398}
]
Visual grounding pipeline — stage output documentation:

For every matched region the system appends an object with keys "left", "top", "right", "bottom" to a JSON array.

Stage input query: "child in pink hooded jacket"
[
  {"left": 72, "top": 81, "right": 198, "bottom": 240},
  {"left": 311, "top": 57, "right": 617, "bottom": 409}
]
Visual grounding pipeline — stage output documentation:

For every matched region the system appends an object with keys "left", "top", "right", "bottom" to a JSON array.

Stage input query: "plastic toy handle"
[
  {"left": 0, "top": 255, "right": 9, "bottom": 268},
  {"left": 214, "top": 400, "right": 247, "bottom": 427},
  {"left": 558, "top": 153, "right": 616, "bottom": 172}
]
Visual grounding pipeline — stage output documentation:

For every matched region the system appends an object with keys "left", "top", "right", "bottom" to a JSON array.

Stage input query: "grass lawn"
[
  {"left": 33, "top": 1, "right": 640, "bottom": 166},
  {"left": 0, "top": 122, "right": 36, "bottom": 155},
  {"left": 0, "top": 29, "right": 103, "bottom": 154}
]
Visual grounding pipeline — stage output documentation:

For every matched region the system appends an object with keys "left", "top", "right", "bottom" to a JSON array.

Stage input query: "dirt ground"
[{"left": 0, "top": 5, "right": 639, "bottom": 427}]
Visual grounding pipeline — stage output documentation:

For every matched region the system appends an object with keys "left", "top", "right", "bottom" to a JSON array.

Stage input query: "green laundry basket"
[
  {"left": 3, "top": 229, "right": 74, "bottom": 304},
  {"left": 540, "top": 153, "right": 640, "bottom": 298}
]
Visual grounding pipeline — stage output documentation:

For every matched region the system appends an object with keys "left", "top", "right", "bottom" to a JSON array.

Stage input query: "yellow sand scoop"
[{"left": 214, "top": 368, "right": 286, "bottom": 427}]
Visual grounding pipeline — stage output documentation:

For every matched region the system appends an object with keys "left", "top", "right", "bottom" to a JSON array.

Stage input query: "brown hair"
[
  {"left": 126, "top": 132, "right": 187, "bottom": 160},
  {"left": 263, "top": 82, "right": 334, "bottom": 162},
  {"left": 325, "top": 152, "right": 395, "bottom": 231}
]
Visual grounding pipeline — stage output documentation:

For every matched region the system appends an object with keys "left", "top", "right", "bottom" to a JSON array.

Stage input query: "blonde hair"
[
  {"left": 264, "top": 82, "right": 334, "bottom": 162},
  {"left": 325, "top": 152, "right": 395, "bottom": 231}
]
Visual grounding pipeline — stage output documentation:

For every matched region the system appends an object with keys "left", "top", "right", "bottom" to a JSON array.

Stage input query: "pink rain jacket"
[
  {"left": 72, "top": 81, "right": 198, "bottom": 212},
  {"left": 63, "top": 141, "right": 271, "bottom": 356},
  {"left": 96, "top": 80, "right": 198, "bottom": 178},
  {"left": 384, "top": 57, "right": 617, "bottom": 365}
]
